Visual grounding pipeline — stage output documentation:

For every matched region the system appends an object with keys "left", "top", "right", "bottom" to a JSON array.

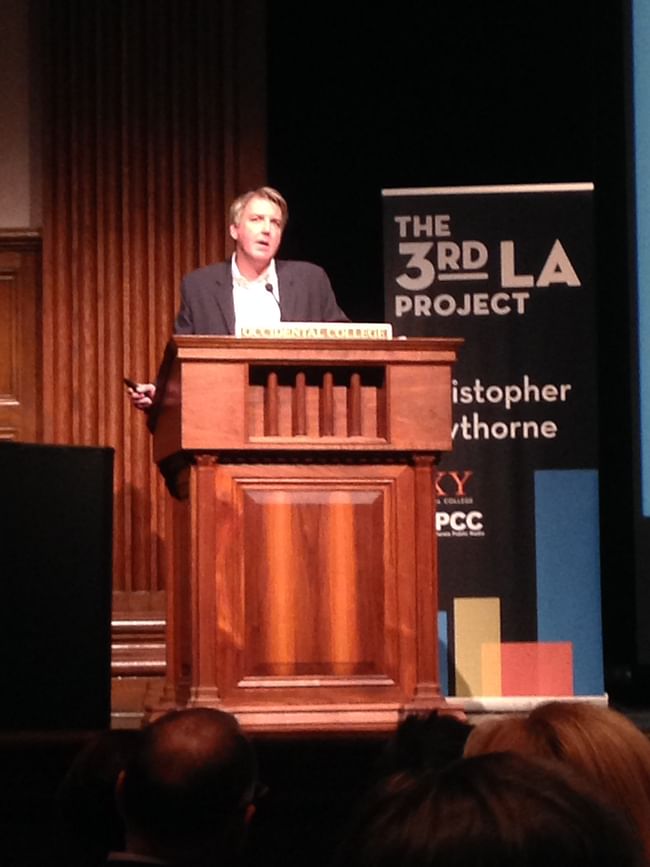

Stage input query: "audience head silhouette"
[
  {"left": 334, "top": 752, "right": 643, "bottom": 867},
  {"left": 117, "top": 707, "right": 258, "bottom": 866},
  {"left": 56, "top": 728, "right": 141, "bottom": 865},
  {"left": 464, "top": 700, "right": 650, "bottom": 861},
  {"left": 376, "top": 710, "right": 472, "bottom": 780}
]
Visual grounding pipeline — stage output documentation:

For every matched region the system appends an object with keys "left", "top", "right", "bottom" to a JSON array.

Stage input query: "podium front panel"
[{"left": 212, "top": 463, "right": 417, "bottom": 702}]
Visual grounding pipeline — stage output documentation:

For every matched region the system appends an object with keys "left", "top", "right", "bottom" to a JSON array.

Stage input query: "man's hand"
[{"left": 126, "top": 382, "right": 156, "bottom": 411}]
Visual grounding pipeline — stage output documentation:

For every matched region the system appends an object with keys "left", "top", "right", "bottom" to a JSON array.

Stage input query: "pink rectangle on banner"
[{"left": 501, "top": 642, "right": 573, "bottom": 696}]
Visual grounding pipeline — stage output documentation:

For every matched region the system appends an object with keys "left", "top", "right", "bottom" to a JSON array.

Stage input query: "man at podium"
[{"left": 128, "top": 186, "right": 348, "bottom": 411}]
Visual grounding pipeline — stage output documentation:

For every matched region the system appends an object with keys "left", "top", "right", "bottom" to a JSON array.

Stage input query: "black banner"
[{"left": 383, "top": 184, "right": 601, "bottom": 699}]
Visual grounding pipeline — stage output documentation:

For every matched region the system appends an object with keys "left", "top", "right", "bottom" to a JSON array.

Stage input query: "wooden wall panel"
[
  {"left": 0, "top": 231, "right": 42, "bottom": 443},
  {"left": 39, "top": 0, "right": 266, "bottom": 609}
]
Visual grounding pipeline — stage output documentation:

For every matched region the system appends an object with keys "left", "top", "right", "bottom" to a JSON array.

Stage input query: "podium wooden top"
[
  {"left": 170, "top": 335, "right": 463, "bottom": 363},
  {"left": 152, "top": 335, "right": 463, "bottom": 467}
]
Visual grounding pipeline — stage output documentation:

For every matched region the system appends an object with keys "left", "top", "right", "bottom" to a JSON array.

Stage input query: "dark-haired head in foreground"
[
  {"left": 333, "top": 752, "right": 644, "bottom": 867},
  {"left": 116, "top": 707, "right": 259, "bottom": 866},
  {"left": 375, "top": 710, "right": 472, "bottom": 781},
  {"left": 56, "top": 728, "right": 141, "bottom": 865}
]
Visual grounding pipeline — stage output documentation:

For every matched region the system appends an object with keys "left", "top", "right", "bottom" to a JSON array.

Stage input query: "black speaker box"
[{"left": 0, "top": 442, "right": 113, "bottom": 730}]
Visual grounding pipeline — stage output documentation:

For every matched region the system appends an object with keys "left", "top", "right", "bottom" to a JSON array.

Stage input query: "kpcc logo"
[{"left": 436, "top": 510, "right": 484, "bottom": 533}]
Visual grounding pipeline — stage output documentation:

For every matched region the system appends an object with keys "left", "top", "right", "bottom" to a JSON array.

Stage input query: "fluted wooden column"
[{"left": 40, "top": 0, "right": 266, "bottom": 610}]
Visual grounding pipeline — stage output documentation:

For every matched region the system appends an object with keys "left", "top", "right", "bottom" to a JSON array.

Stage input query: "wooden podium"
[{"left": 151, "top": 336, "right": 462, "bottom": 731}]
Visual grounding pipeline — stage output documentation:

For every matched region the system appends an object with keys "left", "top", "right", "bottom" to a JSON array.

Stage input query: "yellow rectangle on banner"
[{"left": 454, "top": 597, "right": 501, "bottom": 697}]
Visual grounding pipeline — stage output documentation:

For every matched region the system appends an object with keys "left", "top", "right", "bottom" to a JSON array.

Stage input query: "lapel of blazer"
[
  {"left": 276, "top": 260, "right": 296, "bottom": 320},
  {"left": 213, "top": 262, "right": 236, "bottom": 334}
]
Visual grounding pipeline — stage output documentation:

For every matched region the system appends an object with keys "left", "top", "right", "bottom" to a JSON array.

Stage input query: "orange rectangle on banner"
[{"left": 481, "top": 642, "right": 502, "bottom": 696}]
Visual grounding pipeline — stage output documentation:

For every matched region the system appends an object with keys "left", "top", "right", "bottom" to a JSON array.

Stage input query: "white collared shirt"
[{"left": 232, "top": 255, "right": 281, "bottom": 332}]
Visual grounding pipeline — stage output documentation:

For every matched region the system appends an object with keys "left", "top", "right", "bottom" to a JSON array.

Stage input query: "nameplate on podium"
[{"left": 236, "top": 322, "right": 393, "bottom": 339}]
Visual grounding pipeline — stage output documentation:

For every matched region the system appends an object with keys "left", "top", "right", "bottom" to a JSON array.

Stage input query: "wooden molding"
[
  {"left": 112, "top": 616, "right": 166, "bottom": 677},
  {"left": 0, "top": 229, "right": 42, "bottom": 252}
]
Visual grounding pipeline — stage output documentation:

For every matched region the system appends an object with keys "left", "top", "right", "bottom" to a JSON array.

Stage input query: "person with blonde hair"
[{"left": 464, "top": 700, "right": 650, "bottom": 861}]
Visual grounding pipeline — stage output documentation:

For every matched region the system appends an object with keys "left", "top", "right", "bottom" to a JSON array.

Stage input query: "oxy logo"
[{"left": 435, "top": 470, "right": 473, "bottom": 497}]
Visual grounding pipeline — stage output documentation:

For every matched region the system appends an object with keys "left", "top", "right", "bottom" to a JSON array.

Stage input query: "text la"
[{"left": 396, "top": 239, "right": 581, "bottom": 291}]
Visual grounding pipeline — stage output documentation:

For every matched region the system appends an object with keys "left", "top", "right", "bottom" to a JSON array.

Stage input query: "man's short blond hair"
[{"left": 229, "top": 186, "right": 289, "bottom": 228}]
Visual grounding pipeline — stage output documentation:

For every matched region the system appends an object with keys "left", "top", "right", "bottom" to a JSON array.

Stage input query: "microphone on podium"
[{"left": 265, "top": 283, "right": 282, "bottom": 317}]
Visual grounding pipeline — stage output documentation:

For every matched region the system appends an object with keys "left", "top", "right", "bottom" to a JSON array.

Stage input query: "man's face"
[{"left": 230, "top": 196, "right": 283, "bottom": 271}]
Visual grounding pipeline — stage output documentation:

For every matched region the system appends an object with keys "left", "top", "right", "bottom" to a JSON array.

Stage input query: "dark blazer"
[{"left": 173, "top": 259, "right": 348, "bottom": 334}]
